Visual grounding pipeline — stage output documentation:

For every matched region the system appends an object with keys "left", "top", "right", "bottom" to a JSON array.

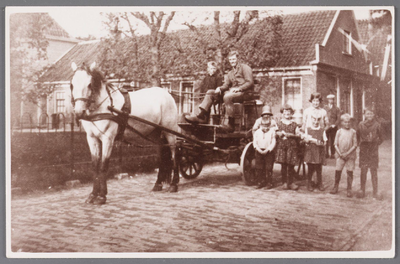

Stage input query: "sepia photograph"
[{"left": 5, "top": 6, "right": 394, "bottom": 258}]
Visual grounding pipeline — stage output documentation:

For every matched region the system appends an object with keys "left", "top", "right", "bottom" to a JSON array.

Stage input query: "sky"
[{"left": 43, "top": 7, "right": 373, "bottom": 39}]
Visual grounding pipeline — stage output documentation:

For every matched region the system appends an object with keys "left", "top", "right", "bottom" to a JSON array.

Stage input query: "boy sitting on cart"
[{"left": 253, "top": 105, "right": 277, "bottom": 189}]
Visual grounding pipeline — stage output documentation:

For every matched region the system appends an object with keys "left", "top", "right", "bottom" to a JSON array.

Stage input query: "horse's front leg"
[
  {"left": 92, "top": 138, "right": 114, "bottom": 205},
  {"left": 85, "top": 135, "right": 102, "bottom": 204}
]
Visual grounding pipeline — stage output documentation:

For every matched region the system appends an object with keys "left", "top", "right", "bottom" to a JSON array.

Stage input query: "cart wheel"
[
  {"left": 240, "top": 142, "right": 258, "bottom": 186},
  {"left": 180, "top": 156, "right": 203, "bottom": 179}
]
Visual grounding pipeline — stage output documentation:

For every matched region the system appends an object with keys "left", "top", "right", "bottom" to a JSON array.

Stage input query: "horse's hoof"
[
  {"left": 168, "top": 185, "right": 178, "bottom": 193},
  {"left": 152, "top": 184, "right": 163, "bottom": 192},
  {"left": 85, "top": 193, "right": 97, "bottom": 204},
  {"left": 93, "top": 196, "right": 107, "bottom": 205}
]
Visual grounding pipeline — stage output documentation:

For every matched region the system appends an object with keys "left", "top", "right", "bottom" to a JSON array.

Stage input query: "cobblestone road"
[{"left": 10, "top": 141, "right": 393, "bottom": 253}]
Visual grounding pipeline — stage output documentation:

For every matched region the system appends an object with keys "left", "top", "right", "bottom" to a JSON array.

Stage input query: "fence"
[{"left": 11, "top": 113, "right": 159, "bottom": 191}]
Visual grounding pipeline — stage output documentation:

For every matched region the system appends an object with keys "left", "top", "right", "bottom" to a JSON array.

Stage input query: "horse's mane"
[{"left": 76, "top": 63, "right": 105, "bottom": 94}]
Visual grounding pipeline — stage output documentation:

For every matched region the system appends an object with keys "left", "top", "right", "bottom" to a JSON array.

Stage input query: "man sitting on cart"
[{"left": 185, "top": 50, "right": 254, "bottom": 133}]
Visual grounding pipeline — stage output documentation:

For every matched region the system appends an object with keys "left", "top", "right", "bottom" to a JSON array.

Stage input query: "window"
[
  {"left": 340, "top": 79, "right": 352, "bottom": 115},
  {"left": 343, "top": 30, "right": 352, "bottom": 54},
  {"left": 180, "top": 82, "right": 194, "bottom": 114},
  {"left": 283, "top": 78, "right": 302, "bottom": 109},
  {"left": 55, "top": 92, "right": 65, "bottom": 113},
  {"left": 342, "top": 91, "right": 351, "bottom": 114}
]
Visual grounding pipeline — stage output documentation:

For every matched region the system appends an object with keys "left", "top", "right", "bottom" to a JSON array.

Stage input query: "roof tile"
[
  {"left": 276, "top": 10, "right": 337, "bottom": 67},
  {"left": 42, "top": 13, "right": 71, "bottom": 38},
  {"left": 40, "top": 41, "right": 102, "bottom": 82}
]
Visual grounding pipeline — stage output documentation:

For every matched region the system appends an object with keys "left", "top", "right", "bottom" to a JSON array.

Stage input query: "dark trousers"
[
  {"left": 255, "top": 151, "right": 275, "bottom": 184},
  {"left": 307, "top": 163, "right": 323, "bottom": 187},
  {"left": 281, "top": 164, "right": 295, "bottom": 185},
  {"left": 199, "top": 89, "right": 246, "bottom": 117},
  {"left": 326, "top": 126, "right": 338, "bottom": 157},
  {"left": 360, "top": 167, "right": 378, "bottom": 195}
]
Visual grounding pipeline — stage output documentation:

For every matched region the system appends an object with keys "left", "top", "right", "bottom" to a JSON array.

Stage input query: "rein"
[
  {"left": 72, "top": 81, "right": 118, "bottom": 121},
  {"left": 71, "top": 70, "right": 164, "bottom": 145}
]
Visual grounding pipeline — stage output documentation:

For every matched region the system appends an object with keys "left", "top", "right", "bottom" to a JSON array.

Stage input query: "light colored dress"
[{"left": 302, "top": 106, "right": 329, "bottom": 130}]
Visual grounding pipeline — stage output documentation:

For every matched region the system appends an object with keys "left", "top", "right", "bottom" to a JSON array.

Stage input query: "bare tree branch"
[
  {"left": 155, "top": 11, "right": 165, "bottom": 30},
  {"left": 214, "top": 11, "right": 221, "bottom": 41},
  {"left": 121, "top": 12, "right": 136, "bottom": 39},
  {"left": 157, "top": 12, "right": 175, "bottom": 46},
  {"left": 131, "top": 12, "right": 151, "bottom": 28},
  {"left": 226, "top": 11, "right": 241, "bottom": 38},
  {"left": 162, "top": 12, "right": 175, "bottom": 34},
  {"left": 150, "top": 11, "right": 155, "bottom": 25}
]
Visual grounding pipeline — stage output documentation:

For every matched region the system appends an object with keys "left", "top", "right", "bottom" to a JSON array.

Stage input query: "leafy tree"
[
  {"left": 10, "top": 13, "right": 53, "bottom": 120},
  {"left": 180, "top": 10, "right": 283, "bottom": 73},
  {"left": 99, "top": 10, "right": 283, "bottom": 107},
  {"left": 174, "top": 10, "right": 283, "bottom": 105},
  {"left": 99, "top": 11, "right": 175, "bottom": 86}
]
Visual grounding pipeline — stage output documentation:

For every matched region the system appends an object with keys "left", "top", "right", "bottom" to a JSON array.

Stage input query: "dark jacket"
[
  {"left": 220, "top": 63, "right": 254, "bottom": 92},
  {"left": 324, "top": 104, "right": 341, "bottom": 127},
  {"left": 200, "top": 72, "right": 223, "bottom": 93},
  {"left": 357, "top": 119, "right": 383, "bottom": 145}
]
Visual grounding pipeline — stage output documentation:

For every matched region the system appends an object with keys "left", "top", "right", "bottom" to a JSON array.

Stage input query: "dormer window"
[{"left": 343, "top": 30, "right": 352, "bottom": 55}]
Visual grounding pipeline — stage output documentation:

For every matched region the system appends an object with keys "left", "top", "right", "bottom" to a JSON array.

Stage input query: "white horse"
[{"left": 70, "top": 62, "right": 179, "bottom": 205}]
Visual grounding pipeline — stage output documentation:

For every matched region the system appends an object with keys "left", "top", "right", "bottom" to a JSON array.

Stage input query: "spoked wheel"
[
  {"left": 179, "top": 155, "right": 203, "bottom": 179},
  {"left": 240, "top": 142, "right": 258, "bottom": 186}
]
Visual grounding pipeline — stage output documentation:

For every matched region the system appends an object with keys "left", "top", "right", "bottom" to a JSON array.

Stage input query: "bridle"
[
  {"left": 70, "top": 83, "right": 95, "bottom": 108},
  {"left": 70, "top": 74, "right": 115, "bottom": 120}
]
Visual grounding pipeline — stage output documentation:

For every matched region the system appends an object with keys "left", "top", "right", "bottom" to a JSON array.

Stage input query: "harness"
[
  {"left": 115, "top": 90, "right": 131, "bottom": 141},
  {"left": 71, "top": 80, "right": 132, "bottom": 141}
]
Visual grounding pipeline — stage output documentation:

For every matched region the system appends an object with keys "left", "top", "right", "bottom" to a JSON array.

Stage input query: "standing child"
[
  {"left": 357, "top": 108, "right": 383, "bottom": 199},
  {"left": 304, "top": 113, "right": 327, "bottom": 191},
  {"left": 253, "top": 106, "right": 277, "bottom": 189},
  {"left": 330, "top": 114, "right": 358, "bottom": 197},
  {"left": 302, "top": 92, "right": 329, "bottom": 132},
  {"left": 252, "top": 105, "right": 278, "bottom": 134},
  {"left": 275, "top": 104, "right": 301, "bottom": 190}
]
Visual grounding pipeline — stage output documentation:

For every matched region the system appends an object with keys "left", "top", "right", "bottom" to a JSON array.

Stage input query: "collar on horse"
[
  {"left": 81, "top": 89, "right": 132, "bottom": 141},
  {"left": 72, "top": 80, "right": 131, "bottom": 141}
]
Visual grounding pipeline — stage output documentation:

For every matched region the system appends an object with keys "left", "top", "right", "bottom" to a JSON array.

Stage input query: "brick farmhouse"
[{"left": 36, "top": 10, "right": 390, "bottom": 128}]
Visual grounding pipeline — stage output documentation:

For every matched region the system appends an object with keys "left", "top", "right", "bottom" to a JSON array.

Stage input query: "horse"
[{"left": 70, "top": 61, "right": 180, "bottom": 205}]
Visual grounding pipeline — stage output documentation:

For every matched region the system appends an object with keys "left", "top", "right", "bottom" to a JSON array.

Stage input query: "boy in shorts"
[{"left": 330, "top": 114, "right": 358, "bottom": 197}]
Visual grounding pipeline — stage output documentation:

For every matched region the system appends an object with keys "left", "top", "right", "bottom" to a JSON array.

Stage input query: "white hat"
[{"left": 327, "top": 94, "right": 335, "bottom": 99}]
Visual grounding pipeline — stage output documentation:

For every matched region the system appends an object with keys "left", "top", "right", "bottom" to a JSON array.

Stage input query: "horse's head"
[{"left": 70, "top": 62, "right": 104, "bottom": 119}]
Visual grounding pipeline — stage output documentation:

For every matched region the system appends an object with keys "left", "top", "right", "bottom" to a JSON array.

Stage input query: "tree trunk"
[
  {"left": 213, "top": 11, "right": 224, "bottom": 73},
  {"left": 150, "top": 45, "right": 161, "bottom": 87},
  {"left": 216, "top": 48, "right": 224, "bottom": 73}
]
